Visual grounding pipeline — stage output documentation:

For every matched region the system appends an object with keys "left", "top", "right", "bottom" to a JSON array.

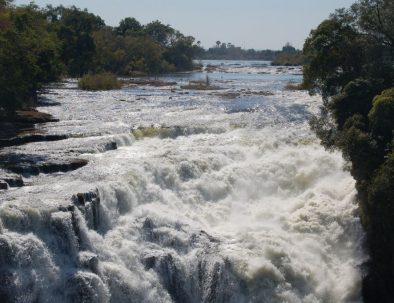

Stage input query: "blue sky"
[{"left": 15, "top": 0, "right": 356, "bottom": 50}]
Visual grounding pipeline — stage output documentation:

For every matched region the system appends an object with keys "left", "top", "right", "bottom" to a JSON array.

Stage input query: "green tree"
[
  {"left": 144, "top": 20, "right": 174, "bottom": 47},
  {"left": 92, "top": 27, "right": 126, "bottom": 74},
  {"left": 115, "top": 17, "right": 142, "bottom": 36},
  {"left": 368, "top": 88, "right": 394, "bottom": 142},
  {"left": 353, "top": 0, "right": 394, "bottom": 50},
  {"left": 303, "top": 1, "right": 394, "bottom": 301},
  {"left": 0, "top": 3, "right": 61, "bottom": 112},
  {"left": 47, "top": 5, "right": 105, "bottom": 76},
  {"left": 303, "top": 12, "right": 365, "bottom": 98},
  {"left": 164, "top": 32, "right": 195, "bottom": 71}
]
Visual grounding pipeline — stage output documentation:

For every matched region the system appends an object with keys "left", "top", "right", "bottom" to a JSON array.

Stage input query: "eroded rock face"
[
  {"left": 0, "top": 134, "right": 68, "bottom": 148},
  {"left": 0, "top": 108, "right": 73, "bottom": 186},
  {"left": 72, "top": 190, "right": 101, "bottom": 231},
  {"left": 0, "top": 171, "right": 24, "bottom": 190},
  {"left": 0, "top": 181, "right": 8, "bottom": 190},
  {"left": 0, "top": 109, "right": 58, "bottom": 141},
  {"left": 3, "top": 158, "right": 88, "bottom": 176},
  {"left": 2, "top": 176, "right": 24, "bottom": 187}
]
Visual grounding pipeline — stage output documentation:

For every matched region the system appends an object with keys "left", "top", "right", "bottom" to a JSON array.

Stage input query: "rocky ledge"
[{"left": 0, "top": 108, "right": 87, "bottom": 190}]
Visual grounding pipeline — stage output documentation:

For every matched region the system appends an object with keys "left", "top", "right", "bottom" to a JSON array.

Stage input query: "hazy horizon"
[{"left": 15, "top": 0, "right": 356, "bottom": 50}]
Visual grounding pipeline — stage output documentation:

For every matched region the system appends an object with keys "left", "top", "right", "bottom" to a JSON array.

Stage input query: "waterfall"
[{"left": 0, "top": 62, "right": 365, "bottom": 302}]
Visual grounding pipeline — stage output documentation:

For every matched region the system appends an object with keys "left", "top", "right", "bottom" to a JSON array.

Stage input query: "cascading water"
[{"left": 0, "top": 61, "right": 366, "bottom": 303}]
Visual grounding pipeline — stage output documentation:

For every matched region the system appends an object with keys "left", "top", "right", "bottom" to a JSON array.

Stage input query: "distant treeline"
[
  {"left": 0, "top": 0, "right": 198, "bottom": 112},
  {"left": 195, "top": 42, "right": 305, "bottom": 65}
]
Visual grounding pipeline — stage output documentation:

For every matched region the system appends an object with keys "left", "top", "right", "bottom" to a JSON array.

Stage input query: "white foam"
[{"left": 0, "top": 60, "right": 365, "bottom": 302}]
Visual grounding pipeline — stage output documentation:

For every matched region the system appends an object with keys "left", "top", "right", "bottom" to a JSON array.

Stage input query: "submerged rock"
[
  {"left": 0, "top": 171, "right": 24, "bottom": 190},
  {"left": 0, "top": 181, "right": 8, "bottom": 190}
]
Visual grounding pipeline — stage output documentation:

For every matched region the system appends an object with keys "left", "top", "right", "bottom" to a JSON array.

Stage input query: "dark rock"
[
  {"left": 66, "top": 272, "right": 106, "bottom": 303},
  {"left": 155, "top": 253, "right": 191, "bottom": 303},
  {"left": 0, "top": 134, "right": 68, "bottom": 148},
  {"left": 4, "top": 159, "right": 88, "bottom": 176},
  {"left": 79, "top": 253, "right": 99, "bottom": 273},
  {"left": 142, "top": 217, "right": 155, "bottom": 230},
  {"left": 72, "top": 190, "right": 101, "bottom": 231},
  {"left": 3, "top": 176, "right": 24, "bottom": 187},
  {"left": 12, "top": 109, "right": 58, "bottom": 124},
  {"left": 0, "top": 270, "right": 16, "bottom": 303},
  {"left": 0, "top": 109, "right": 60, "bottom": 148},
  {"left": 143, "top": 255, "right": 157, "bottom": 269},
  {"left": 104, "top": 141, "right": 117, "bottom": 151},
  {"left": 0, "top": 181, "right": 8, "bottom": 190},
  {"left": 5, "top": 164, "right": 40, "bottom": 175},
  {"left": 39, "top": 159, "right": 88, "bottom": 174}
]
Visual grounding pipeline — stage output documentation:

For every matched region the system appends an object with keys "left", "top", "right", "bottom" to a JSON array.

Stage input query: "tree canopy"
[
  {"left": 0, "top": 3, "right": 199, "bottom": 113},
  {"left": 0, "top": 2, "right": 61, "bottom": 111},
  {"left": 304, "top": 1, "right": 394, "bottom": 301}
]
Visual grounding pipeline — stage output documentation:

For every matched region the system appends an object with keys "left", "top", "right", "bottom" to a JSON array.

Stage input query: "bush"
[
  {"left": 369, "top": 152, "right": 394, "bottom": 226},
  {"left": 0, "top": 4, "right": 62, "bottom": 112},
  {"left": 285, "top": 82, "right": 305, "bottom": 90},
  {"left": 271, "top": 52, "right": 305, "bottom": 66},
  {"left": 78, "top": 73, "right": 121, "bottom": 91},
  {"left": 331, "top": 79, "right": 377, "bottom": 129},
  {"left": 368, "top": 88, "right": 394, "bottom": 141}
]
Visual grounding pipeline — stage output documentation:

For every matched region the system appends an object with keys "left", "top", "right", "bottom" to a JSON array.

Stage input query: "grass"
[
  {"left": 78, "top": 73, "right": 121, "bottom": 91},
  {"left": 285, "top": 81, "right": 306, "bottom": 91}
]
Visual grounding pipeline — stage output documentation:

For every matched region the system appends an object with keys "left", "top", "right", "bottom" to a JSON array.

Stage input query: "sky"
[{"left": 15, "top": 0, "right": 356, "bottom": 50}]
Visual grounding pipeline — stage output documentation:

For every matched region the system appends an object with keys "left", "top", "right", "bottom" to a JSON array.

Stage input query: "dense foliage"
[
  {"left": 303, "top": 0, "right": 394, "bottom": 301},
  {"left": 0, "top": 1, "right": 198, "bottom": 112},
  {"left": 0, "top": 1, "right": 61, "bottom": 112}
]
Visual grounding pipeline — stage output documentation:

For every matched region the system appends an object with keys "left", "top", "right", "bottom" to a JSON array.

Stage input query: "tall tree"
[
  {"left": 0, "top": 3, "right": 61, "bottom": 112},
  {"left": 303, "top": 1, "right": 394, "bottom": 301},
  {"left": 47, "top": 5, "right": 105, "bottom": 76},
  {"left": 144, "top": 20, "right": 174, "bottom": 47},
  {"left": 115, "top": 17, "right": 142, "bottom": 36}
]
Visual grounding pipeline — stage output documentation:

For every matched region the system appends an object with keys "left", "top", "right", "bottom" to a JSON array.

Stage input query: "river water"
[{"left": 0, "top": 61, "right": 365, "bottom": 303}]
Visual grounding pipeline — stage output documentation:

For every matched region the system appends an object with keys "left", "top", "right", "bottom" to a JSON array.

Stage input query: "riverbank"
[
  {"left": 0, "top": 109, "right": 58, "bottom": 144},
  {"left": 0, "top": 108, "right": 87, "bottom": 189}
]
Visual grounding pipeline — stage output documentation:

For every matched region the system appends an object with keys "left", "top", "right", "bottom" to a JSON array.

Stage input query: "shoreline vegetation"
[
  {"left": 0, "top": 0, "right": 198, "bottom": 113},
  {"left": 303, "top": 0, "right": 394, "bottom": 301},
  {"left": 78, "top": 73, "right": 121, "bottom": 91},
  {"left": 0, "top": 0, "right": 302, "bottom": 114}
]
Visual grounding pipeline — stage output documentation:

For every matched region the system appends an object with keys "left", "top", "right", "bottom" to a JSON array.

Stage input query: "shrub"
[
  {"left": 284, "top": 82, "right": 305, "bottom": 90},
  {"left": 368, "top": 88, "right": 394, "bottom": 141},
  {"left": 78, "top": 73, "right": 121, "bottom": 91},
  {"left": 331, "top": 79, "right": 377, "bottom": 129}
]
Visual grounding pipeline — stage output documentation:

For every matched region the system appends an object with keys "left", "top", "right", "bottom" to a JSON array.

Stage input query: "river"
[{"left": 0, "top": 60, "right": 365, "bottom": 302}]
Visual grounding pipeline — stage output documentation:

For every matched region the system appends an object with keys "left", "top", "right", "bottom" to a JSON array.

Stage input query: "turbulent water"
[{"left": 0, "top": 61, "right": 366, "bottom": 303}]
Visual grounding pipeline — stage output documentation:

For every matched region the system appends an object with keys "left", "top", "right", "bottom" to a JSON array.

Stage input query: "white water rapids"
[{"left": 0, "top": 61, "right": 365, "bottom": 302}]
